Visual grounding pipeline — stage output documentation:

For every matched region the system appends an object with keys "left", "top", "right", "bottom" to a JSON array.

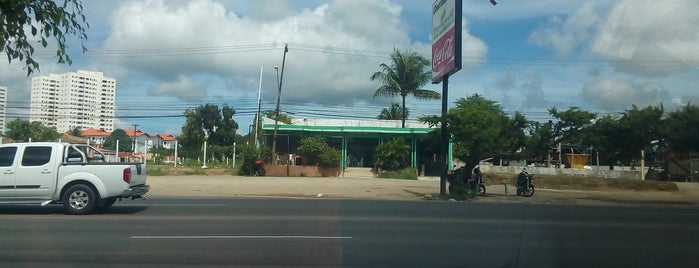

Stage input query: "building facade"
[
  {"left": 30, "top": 70, "right": 116, "bottom": 132},
  {"left": 0, "top": 86, "right": 6, "bottom": 134}
]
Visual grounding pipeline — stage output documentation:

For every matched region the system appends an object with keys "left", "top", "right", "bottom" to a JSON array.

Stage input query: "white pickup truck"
[{"left": 0, "top": 142, "right": 149, "bottom": 214}]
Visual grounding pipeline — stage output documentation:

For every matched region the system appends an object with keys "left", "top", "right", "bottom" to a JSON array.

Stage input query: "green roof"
[{"left": 262, "top": 124, "right": 434, "bottom": 134}]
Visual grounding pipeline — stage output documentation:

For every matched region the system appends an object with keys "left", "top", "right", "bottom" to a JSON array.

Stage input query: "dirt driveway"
[{"left": 145, "top": 175, "right": 699, "bottom": 206}]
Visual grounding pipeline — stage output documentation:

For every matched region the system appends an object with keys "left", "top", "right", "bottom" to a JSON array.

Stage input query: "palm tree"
[
  {"left": 377, "top": 103, "right": 409, "bottom": 120},
  {"left": 371, "top": 49, "right": 440, "bottom": 128}
]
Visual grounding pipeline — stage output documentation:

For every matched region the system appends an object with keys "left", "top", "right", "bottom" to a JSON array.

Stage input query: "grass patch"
[
  {"left": 145, "top": 165, "right": 236, "bottom": 176},
  {"left": 147, "top": 167, "right": 167, "bottom": 176},
  {"left": 377, "top": 168, "right": 418, "bottom": 180}
]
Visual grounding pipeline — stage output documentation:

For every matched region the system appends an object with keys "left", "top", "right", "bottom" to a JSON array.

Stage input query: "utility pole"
[
  {"left": 272, "top": 43, "right": 289, "bottom": 164},
  {"left": 132, "top": 124, "right": 139, "bottom": 153},
  {"left": 254, "top": 66, "right": 263, "bottom": 149}
]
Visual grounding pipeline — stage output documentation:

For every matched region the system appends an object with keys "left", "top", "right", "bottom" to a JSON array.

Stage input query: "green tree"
[
  {"left": 524, "top": 121, "right": 555, "bottom": 162},
  {"left": 548, "top": 107, "right": 597, "bottom": 145},
  {"left": 373, "top": 138, "right": 411, "bottom": 171},
  {"left": 371, "top": 49, "right": 439, "bottom": 128},
  {"left": 664, "top": 104, "right": 699, "bottom": 157},
  {"left": 179, "top": 104, "right": 239, "bottom": 159},
  {"left": 5, "top": 119, "right": 59, "bottom": 141},
  {"left": 1, "top": 0, "right": 89, "bottom": 76},
  {"left": 524, "top": 107, "right": 596, "bottom": 163},
  {"left": 377, "top": 102, "right": 408, "bottom": 120},
  {"left": 581, "top": 114, "right": 625, "bottom": 168},
  {"left": 616, "top": 105, "right": 664, "bottom": 165},
  {"left": 103, "top": 129, "right": 132, "bottom": 152},
  {"left": 421, "top": 94, "right": 526, "bottom": 178}
]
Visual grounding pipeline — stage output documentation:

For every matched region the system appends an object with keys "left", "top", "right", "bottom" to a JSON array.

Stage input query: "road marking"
[{"left": 131, "top": 235, "right": 352, "bottom": 240}]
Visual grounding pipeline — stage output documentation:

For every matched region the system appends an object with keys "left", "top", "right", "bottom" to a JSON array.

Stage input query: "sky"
[{"left": 1, "top": 0, "right": 698, "bottom": 135}]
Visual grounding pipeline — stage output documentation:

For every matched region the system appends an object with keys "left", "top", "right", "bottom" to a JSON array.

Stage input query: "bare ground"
[{"left": 144, "top": 166, "right": 699, "bottom": 206}]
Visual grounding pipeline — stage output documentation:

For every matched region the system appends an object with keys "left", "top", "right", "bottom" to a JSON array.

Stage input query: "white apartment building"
[
  {"left": 30, "top": 70, "right": 116, "bottom": 132},
  {"left": 0, "top": 86, "right": 6, "bottom": 134}
]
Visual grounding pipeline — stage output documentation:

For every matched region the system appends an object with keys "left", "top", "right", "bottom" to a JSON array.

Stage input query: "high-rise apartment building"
[
  {"left": 0, "top": 86, "right": 6, "bottom": 134},
  {"left": 30, "top": 70, "right": 116, "bottom": 132}
]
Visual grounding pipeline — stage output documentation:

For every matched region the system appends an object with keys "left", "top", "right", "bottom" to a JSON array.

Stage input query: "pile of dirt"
[{"left": 485, "top": 172, "right": 678, "bottom": 192}]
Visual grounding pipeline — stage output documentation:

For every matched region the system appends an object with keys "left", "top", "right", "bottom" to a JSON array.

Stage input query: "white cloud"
[
  {"left": 582, "top": 77, "right": 669, "bottom": 111},
  {"left": 529, "top": 1, "right": 602, "bottom": 56},
  {"left": 592, "top": 0, "right": 699, "bottom": 75},
  {"left": 97, "top": 0, "right": 487, "bottom": 106}
]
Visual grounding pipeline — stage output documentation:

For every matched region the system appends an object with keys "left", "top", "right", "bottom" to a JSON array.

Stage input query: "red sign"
[{"left": 432, "top": 0, "right": 462, "bottom": 84}]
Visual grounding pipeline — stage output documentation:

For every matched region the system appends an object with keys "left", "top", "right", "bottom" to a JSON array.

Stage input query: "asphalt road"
[{"left": 1, "top": 197, "right": 698, "bottom": 268}]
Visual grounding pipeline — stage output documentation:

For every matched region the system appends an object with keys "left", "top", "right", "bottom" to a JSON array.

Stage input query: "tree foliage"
[
  {"left": 548, "top": 107, "right": 596, "bottom": 145},
  {"left": 262, "top": 109, "right": 292, "bottom": 124},
  {"left": 377, "top": 102, "right": 408, "bottom": 120},
  {"left": 421, "top": 94, "right": 526, "bottom": 177},
  {"left": 103, "top": 129, "right": 132, "bottom": 152},
  {"left": 664, "top": 104, "right": 699, "bottom": 157},
  {"left": 179, "top": 104, "right": 239, "bottom": 158},
  {"left": 0, "top": 0, "right": 89, "bottom": 76},
  {"left": 5, "top": 119, "right": 59, "bottom": 141},
  {"left": 371, "top": 49, "right": 439, "bottom": 127}
]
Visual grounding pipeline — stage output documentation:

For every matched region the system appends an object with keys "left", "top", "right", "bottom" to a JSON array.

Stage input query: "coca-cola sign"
[{"left": 432, "top": 0, "right": 462, "bottom": 84}]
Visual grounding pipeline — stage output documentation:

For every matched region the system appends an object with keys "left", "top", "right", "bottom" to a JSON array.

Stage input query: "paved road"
[{"left": 1, "top": 197, "right": 698, "bottom": 267}]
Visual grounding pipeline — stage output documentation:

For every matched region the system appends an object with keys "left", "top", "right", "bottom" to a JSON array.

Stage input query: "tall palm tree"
[
  {"left": 371, "top": 49, "right": 440, "bottom": 128},
  {"left": 377, "top": 103, "right": 409, "bottom": 120}
]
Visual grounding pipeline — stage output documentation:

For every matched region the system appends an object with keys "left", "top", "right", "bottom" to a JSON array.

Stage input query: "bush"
[
  {"left": 237, "top": 143, "right": 268, "bottom": 176},
  {"left": 449, "top": 185, "right": 477, "bottom": 200},
  {"left": 374, "top": 138, "right": 411, "bottom": 171},
  {"left": 296, "top": 136, "right": 341, "bottom": 167},
  {"left": 318, "top": 147, "right": 342, "bottom": 167}
]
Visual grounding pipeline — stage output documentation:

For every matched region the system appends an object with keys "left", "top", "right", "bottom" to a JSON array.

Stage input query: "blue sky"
[{"left": 1, "top": 0, "right": 698, "bottom": 135}]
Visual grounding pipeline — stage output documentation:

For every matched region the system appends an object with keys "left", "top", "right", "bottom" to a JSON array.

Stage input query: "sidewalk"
[{"left": 145, "top": 175, "right": 699, "bottom": 206}]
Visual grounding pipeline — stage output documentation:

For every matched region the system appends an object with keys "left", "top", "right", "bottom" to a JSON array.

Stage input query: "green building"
[{"left": 261, "top": 118, "right": 452, "bottom": 175}]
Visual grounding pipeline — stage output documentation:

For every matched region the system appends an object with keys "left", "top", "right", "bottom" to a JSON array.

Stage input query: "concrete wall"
[{"left": 480, "top": 165, "right": 642, "bottom": 180}]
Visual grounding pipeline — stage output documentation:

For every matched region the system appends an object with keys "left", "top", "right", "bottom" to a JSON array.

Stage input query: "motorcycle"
[
  {"left": 254, "top": 159, "right": 266, "bottom": 176},
  {"left": 471, "top": 166, "right": 487, "bottom": 196},
  {"left": 448, "top": 165, "right": 486, "bottom": 196},
  {"left": 516, "top": 168, "right": 535, "bottom": 197}
]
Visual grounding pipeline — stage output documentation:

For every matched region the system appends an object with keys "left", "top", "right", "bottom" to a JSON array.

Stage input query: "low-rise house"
[{"left": 80, "top": 128, "right": 111, "bottom": 148}]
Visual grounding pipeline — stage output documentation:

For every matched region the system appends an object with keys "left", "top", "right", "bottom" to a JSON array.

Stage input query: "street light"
[{"left": 272, "top": 43, "right": 289, "bottom": 164}]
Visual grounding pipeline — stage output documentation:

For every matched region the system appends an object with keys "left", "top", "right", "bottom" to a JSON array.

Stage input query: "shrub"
[
  {"left": 374, "top": 138, "right": 411, "bottom": 171},
  {"left": 237, "top": 143, "right": 268, "bottom": 176},
  {"left": 296, "top": 136, "right": 341, "bottom": 167}
]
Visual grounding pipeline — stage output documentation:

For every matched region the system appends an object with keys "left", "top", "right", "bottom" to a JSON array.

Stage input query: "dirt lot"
[{"left": 145, "top": 166, "right": 699, "bottom": 206}]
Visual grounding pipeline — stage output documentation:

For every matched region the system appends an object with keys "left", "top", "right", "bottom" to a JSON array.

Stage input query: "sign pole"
[{"left": 440, "top": 75, "right": 449, "bottom": 196}]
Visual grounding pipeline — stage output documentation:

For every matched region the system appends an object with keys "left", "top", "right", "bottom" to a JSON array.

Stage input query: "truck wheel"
[
  {"left": 63, "top": 184, "right": 97, "bottom": 215},
  {"left": 100, "top": 197, "right": 118, "bottom": 208}
]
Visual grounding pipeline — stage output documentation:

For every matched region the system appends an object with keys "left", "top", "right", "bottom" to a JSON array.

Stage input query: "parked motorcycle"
[
  {"left": 448, "top": 165, "right": 486, "bottom": 196},
  {"left": 516, "top": 168, "right": 535, "bottom": 197},
  {"left": 471, "top": 166, "right": 487, "bottom": 196},
  {"left": 254, "top": 159, "right": 266, "bottom": 176}
]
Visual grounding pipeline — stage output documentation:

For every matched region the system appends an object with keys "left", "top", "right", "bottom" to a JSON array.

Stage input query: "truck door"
[
  {"left": 15, "top": 146, "right": 57, "bottom": 199},
  {"left": 0, "top": 146, "right": 18, "bottom": 199}
]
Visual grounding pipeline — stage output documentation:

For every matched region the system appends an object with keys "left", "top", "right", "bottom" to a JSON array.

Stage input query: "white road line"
[{"left": 131, "top": 235, "right": 352, "bottom": 239}]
